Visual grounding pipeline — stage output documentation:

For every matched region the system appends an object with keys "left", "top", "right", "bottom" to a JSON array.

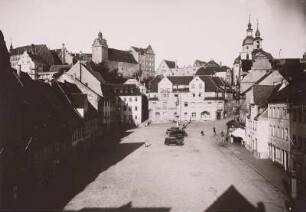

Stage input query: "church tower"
[
  {"left": 241, "top": 16, "right": 254, "bottom": 60},
  {"left": 92, "top": 31, "right": 108, "bottom": 64},
  {"left": 254, "top": 20, "right": 263, "bottom": 50}
]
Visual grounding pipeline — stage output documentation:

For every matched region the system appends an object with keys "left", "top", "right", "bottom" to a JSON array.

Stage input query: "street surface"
[{"left": 64, "top": 119, "right": 287, "bottom": 212}]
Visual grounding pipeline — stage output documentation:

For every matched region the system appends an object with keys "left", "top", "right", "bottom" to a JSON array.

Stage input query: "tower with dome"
[
  {"left": 232, "top": 17, "right": 272, "bottom": 86},
  {"left": 92, "top": 31, "right": 108, "bottom": 64}
]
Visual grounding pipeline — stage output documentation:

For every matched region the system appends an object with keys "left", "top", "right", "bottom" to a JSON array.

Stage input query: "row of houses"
[
  {"left": 9, "top": 32, "right": 155, "bottom": 82},
  {"left": 238, "top": 55, "right": 306, "bottom": 197},
  {"left": 1, "top": 30, "right": 149, "bottom": 207}
]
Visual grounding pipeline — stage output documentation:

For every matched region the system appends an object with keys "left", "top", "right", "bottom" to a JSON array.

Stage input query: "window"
[
  {"left": 298, "top": 109, "right": 302, "bottom": 123},
  {"left": 199, "top": 93, "right": 202, "bottom": 97},
  {"left": 123, "top": 106, "right": 126, "bottom": 111},
  {"left": 293, "top": 109, "right": 297, "bottom": 122},
  {"left": 124, "top": 97, "right": 127, "bottom": 102},
  {"left": 269, "top": 125, "right": 272, "bottom": 135},
  {"left": 135, "top": 115, "right": 137, "bottom": 120},
  {"left": 292, "top": 135, "right": 296, "bottom": 149},
  {"left": 272, "top": 126, "right": 275, "bottom": 136},
  {"left": 129, "top": 115, "right": 132, "bottom": 120},
  {"left": 199, "top": 84, "right": 202, "bottom": 89},
  {"left": 192, "top": 93, "right": 195, "bottom": 97},
  {"left": 297, "top": 136, "right": 302, "bottom": 150},
  {"left": 135, "top": 97, "right": 138, "bottom": 102},
  {"left": 134, "top": 106, "right": 138, "bottom": 111},
  {"left": 191, "top": 84, "right": 195, "bottom": 89},
  {"left": 129, "top": 97, "right": 132, "bottom": 102},
  {"left": 285, "top": 128, "right": 288, "bottom": 140},
  {"left": 184, "top": 102, "right": 188, "bottom": 107},
  {"left": 184, "top": 112, "right": 188, "bottom": 115},
  {"left": 192, "top": 112, "right": 196, "bottom": 118},
  {"left": 174, "top": 94, "right": 178, "bottom": 97}
]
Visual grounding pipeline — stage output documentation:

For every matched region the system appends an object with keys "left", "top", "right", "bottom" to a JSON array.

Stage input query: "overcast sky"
[{"left": 1, "top": 0, "right": 305, "bottom": 67}]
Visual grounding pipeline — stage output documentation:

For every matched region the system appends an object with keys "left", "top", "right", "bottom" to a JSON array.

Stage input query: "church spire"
[
  {"left": 255, "top": 19, "right": 261, "bottom": 37},
  {"left": 246, "top": 14, "right": 253, "bottom": 36},
  {"left": 9, "top": 37, "right": 13, "bottom": 52}
]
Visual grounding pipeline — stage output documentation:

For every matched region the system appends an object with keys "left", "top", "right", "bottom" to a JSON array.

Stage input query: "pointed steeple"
[
  {"left": 246, "top": 14, "right": 253, "bottom": 37},
  {"left": 255, "top": 19, "right": 261, "bottom": 37},
  {"left": 248, "top": 14, "right": 252, "bottom": 29},
  {"left": 9, "top": 37, "right": 13, "bottom": 52}
]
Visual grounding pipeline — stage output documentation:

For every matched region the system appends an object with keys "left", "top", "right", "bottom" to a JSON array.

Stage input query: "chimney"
[
  {"left": 31, "top": 44, "right": 35, "bottom": 54},
  {"left": 17, "top": 65, "right": 21, "bottom": 77},
  {"left": 62, "top": 43, "right": 66, "bottom": 64}
]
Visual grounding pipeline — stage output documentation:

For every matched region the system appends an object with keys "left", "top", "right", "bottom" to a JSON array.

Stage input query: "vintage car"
[{"left": 164, "top": 136, "right": 184, "bottom": 146}]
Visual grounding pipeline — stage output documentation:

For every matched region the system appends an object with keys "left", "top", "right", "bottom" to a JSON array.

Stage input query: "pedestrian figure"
[
  {"left": 221, "top": 131, "right": 225, "bottom": 143},
  {"left": 201, "top": 131, "right": 205, "bottom": 136},
  {"left": 145, "top": 140, "right": 151, "bottom": 147},
  {"left": 213, "top": 127, "right": 216, "bottom": 136}
]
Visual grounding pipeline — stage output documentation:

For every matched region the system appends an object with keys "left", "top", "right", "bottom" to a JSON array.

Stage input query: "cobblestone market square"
[{"left": 64, "top": 119, "right": 287, "bottom": 212}]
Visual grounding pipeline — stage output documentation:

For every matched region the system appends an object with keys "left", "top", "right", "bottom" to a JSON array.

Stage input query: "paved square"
[{"left": 64, "top": 120, "right": 287, "bottom": 211}]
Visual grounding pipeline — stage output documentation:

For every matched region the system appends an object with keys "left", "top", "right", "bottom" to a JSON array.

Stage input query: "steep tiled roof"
[
  {"left": 252, "top": 84, "right": 278, "bottom": 106},
  {"left": 108, "top": 48, "right": 138, "bottom": 64},
  {"left": 149, "top": 75, "right": 163, "bottom": 92},
  {"left": 164, "top": 60, "right": 177, "bottom": 69},
  {"left": 167, "top": 76, "right": 193, "bottom": 85},
  {"left": 206, "top": 60, "right": 220, "bottom": 67},
  {"left": 69, "top": 93, "right": 87, "bottom": 108},
  {"left": 131, "top": 46, "right": 146, "bottom": 55},
  {"left": 10, "top": 44, "right": 46, "bottom": 56},
  {"left": 273, "top": 58, "right": 305, "bottom": 81},
  {"left": 268, "top": 74, "right": 306, "bottom": 104},
  {"left": 83, "top": 62, "right": 105, "bottom": 83},
  {"left": 111, "top": 83, "right": 142, "bottom": 96},
  {"left": 194, "top": 60, "right": 207, "bottom": 67},
  {"left": 49, "top": 65, "right": 71, "bottom": 73},
  {"left": 100, "top": 84, "right": 115, "bottom": 98},
  {"left": 198, "top": 76, "right": 223, "bottom": 92},
  {"left": 10, "top": 44, "right": 55, "bottom": 66},
  {"left": 252, "top": 49, "right": 274, "bottom": 61}
]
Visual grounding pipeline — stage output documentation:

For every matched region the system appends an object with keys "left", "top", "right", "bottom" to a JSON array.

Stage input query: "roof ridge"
[{"left": 207, "top": 76, "right": 220, "bottom": 91}]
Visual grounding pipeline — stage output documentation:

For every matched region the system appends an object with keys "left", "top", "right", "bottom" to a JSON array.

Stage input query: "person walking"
[{"left": 213, "top": 127, "right": 216, "bottom": 136}]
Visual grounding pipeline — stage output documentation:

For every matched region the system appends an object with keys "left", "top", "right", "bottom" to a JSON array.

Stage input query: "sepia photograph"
[{"left": 0, "top": 0, "right": 306, "bottom": 211}]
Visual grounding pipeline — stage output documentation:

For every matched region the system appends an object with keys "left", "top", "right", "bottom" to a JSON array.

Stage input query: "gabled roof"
[
  {"left": 252, "top": 49, "right": 273, "bottom": 61},
  {"left": 82, "top": 62, "right": 105, "bottom": 83},
  {"left": 108, "top": 48, "right": 138, "bottom": 64},
  {"left": 196, "top": 66, "right": 229, "bottom": 76},
  {"left": 10, "top": 44, "right": 55, "bottom": 66},
  {"left": 252, "top": 84, "right": 278, "bottom": 106},
  {"left": 206, "top": 60, "right": 220, "bottom": 67},
  {"left": 148, "top": 75, "right": 163, "bottom": 92},
  {"left": 49, "top": 65, "right": 71, "bottom": 73},
  {"left": 268, "top": 74, "right": 306, "bottom": 104},
  {"left": 100, "top": 83, "right": 115, "bottom": 98},
  {"left": 198, "top": 76, "right": 223, "bottom": 92},
  {"left": 69, "top": 93, "right": 87, "bottom": 108},
  {"left": 131, "top": 46, "right": 147, "bottom": 55},
  {"left": 10, "top": 44, "right": 46, "bottom": 56},
  {"left": 273, "top": 58, "right": 305, "bottom": 81},
  {"left": 241, "top": 71, "right": 271, "bottom": 94},
  {"left": 254, "top": 108, "right": 268, "bottom": 120},
  {"left": 164, "top": 60, "right": 177, "bottom": 69},
  {"left": 167, "top": 76, "right": 193, "bottom": 85},
  {"left": 194, "top": 60, "right": 207, "bottom": 67}
]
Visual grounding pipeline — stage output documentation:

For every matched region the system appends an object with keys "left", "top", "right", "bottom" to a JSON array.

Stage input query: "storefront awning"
[{"left": 230, "top": 128, "right": 245, "bottom": 140}]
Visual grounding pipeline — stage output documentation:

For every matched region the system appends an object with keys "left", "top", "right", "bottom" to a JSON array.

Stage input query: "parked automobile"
[
  {"left": 166, "top": 127, "right": 180, "bottom": 135},
  {"left": 164, "top": 136, "right": 184, "bottom": 146}
]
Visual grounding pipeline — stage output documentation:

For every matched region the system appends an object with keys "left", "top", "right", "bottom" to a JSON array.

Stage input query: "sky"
[{"left": 0, "top": 0, "right": 306, "bottom": 67}]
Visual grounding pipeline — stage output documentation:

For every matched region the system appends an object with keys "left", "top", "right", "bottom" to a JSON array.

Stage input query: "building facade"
[{"left": 148, "top": 75, "right": 225, "bottom": 122}]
